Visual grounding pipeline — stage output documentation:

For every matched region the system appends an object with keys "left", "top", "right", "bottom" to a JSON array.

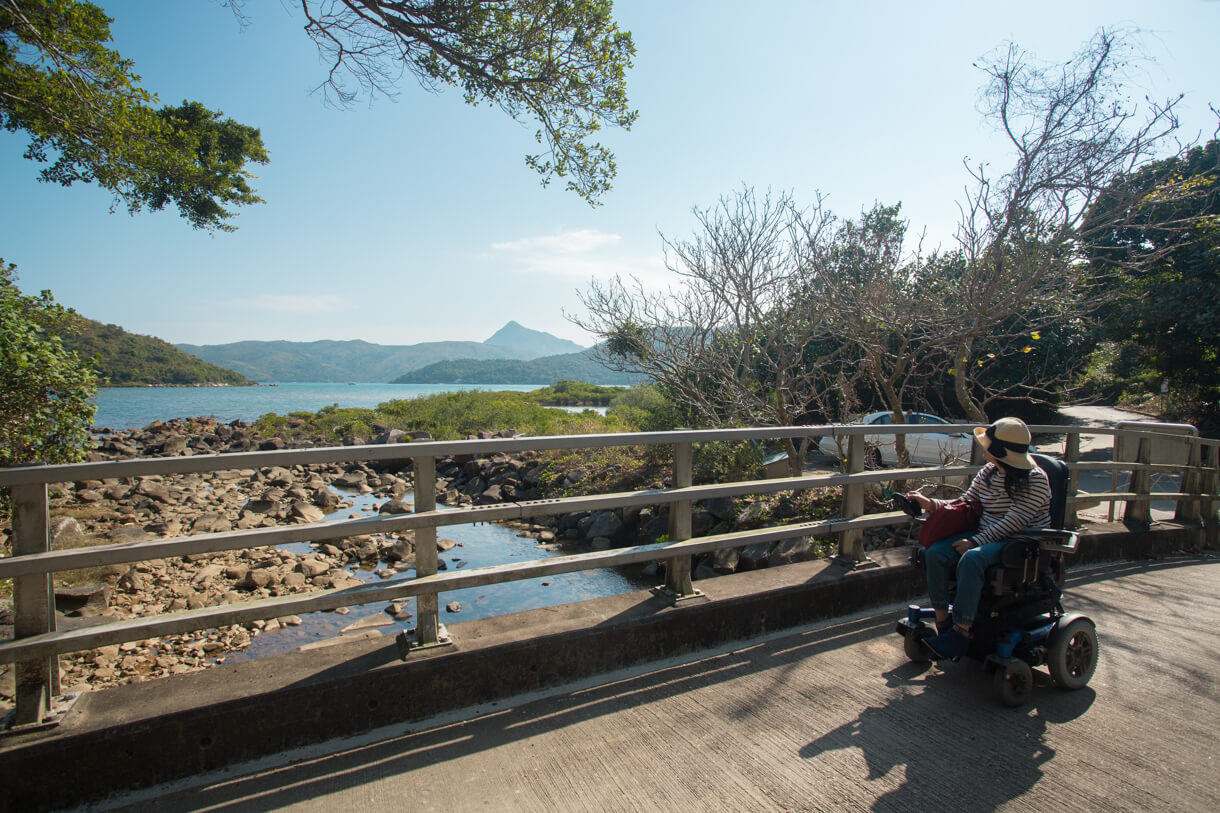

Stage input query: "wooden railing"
[{"left": 1, "top": 421, "right": 1217, "bottom": 729}]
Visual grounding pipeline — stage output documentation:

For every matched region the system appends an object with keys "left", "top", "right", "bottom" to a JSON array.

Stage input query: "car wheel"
[{"left": 865, "top": 447, "right": 884, "bottom": 469}]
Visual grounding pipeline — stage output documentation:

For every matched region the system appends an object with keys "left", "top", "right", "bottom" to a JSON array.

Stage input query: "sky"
[{"left": 2, "top": 1, "right": 1217, "bottom": 348}]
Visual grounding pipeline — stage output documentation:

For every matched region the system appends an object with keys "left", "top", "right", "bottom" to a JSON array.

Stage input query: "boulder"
[
  {"left": 290, "top": 501, "right": 326, "bottom": 523},
  {"left": 135, "top": 480, "right": 172, "bottom": 503},
  {"left": 55, "top": 584, "right": 111, "bottom": 616},
  {"left": 49, "top": 517, "right": 85, "bottom": 547},
  {"left": 378, "top": 499, "right": 412, "bottom": 515}
]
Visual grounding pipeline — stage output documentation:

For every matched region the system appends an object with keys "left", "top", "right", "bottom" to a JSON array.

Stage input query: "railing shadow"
[{"left": 96, "top": 612, "right": 896, "bottom": 812}]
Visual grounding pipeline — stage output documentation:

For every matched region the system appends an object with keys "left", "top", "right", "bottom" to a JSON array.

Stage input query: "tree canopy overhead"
[
  {"left": 0, "top": 0, "right": 270, "bottom": 231},
  {"left": 297, "top": 0, "right": 638, "bottom": 203}
]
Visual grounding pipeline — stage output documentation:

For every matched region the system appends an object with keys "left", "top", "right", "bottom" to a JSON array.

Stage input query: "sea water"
[{"left": 93, "top": 382, "right": 576, "bottom": 429}]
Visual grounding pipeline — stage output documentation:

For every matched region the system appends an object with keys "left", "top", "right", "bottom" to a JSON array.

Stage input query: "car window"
[
  {"left": 871, "top": 414, "right": 892, "bottom": 425},
  {"left": 916, "top": 414, "right": 948, "bottom": 425}
]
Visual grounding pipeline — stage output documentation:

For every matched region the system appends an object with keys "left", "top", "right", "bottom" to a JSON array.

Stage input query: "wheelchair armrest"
[{"left": 1009, "top": 528, "right": 1079, "bottom": 554}]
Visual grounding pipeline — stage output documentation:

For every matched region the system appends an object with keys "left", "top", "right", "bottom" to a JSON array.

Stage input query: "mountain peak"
[{"left": 483, "top": 321, "right": 585, "bottom": 359}]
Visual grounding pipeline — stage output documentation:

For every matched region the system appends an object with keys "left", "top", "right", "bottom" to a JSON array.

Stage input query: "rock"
[
  {"left": 374, "top": 429, "right": 408, "bottom": 444},
  {"left": 767, "top": 536, "right": 816, "bottom": 567},
  {"left": 712, "top": 547, "right": 741, "bottom": 574},
  {"left": 191, "top": 513, "right": 231, "bottom": 534},
  {"left": 580, "top": 510, "right": 625, "bottom": 542},
  {"left": 445, "top": 601, "right": 462, "bottom": 613},
  {"left": 244, "top": 498, "right": 279, "bottom": 515},
  {"left": 55, "top": 583, "right": 111, "bottom": 616},
  {"left": 192, "top": 564, "right": 224, "bottom": 584},
  {"left": 258, "top": 437, "right": 286, "bottom": 451},
  {"left": 385, "top": 602, "right": 413, "bottom": 621},
  {"left": 312, "top": 488, "right": 340, "bottom": 509},
  {"left": 49, "top": 517, "right": 85, "bottom": 547},
  {"left": 279, "top": 615, "right": 303, "bottom": 626},
  {"left": 135, "top": 480, "right": 172, "bottom": 503},
  {"left": 436, "top": 537, "right": 458, "bottom": 552},
  {"left": 290, "top": 501, "right": 325, "bottom": 523},
  {"left": 378, "top": 499, "right": 412, "bottom": 515},
  {"left": 225, "top": 564, "right": 249, "bottom": 581},
  {"left": 590, "top": 536, "right": 612, "bottom": 551},
  {"left": 296, "top": 558, "right": 330, "bottom": 578},
  {"left": 75, "top": 489, "right": 104, "bottom": 503},
  {"left": 237, "top": 569, "right": 276, "bottom": 591},
  {"left": 282, "top": 572, "right": 307, "bottom": 589},
  {"left": 333, "top": 472, "right": 368, "bottom": 489},
  {"left": 263, "top": 466, "right": 294, "bottom": 487}
]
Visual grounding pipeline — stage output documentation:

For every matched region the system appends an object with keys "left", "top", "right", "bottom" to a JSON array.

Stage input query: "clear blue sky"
[{"left": 1, "top": 1, "right": 1216, "bottom": 347}]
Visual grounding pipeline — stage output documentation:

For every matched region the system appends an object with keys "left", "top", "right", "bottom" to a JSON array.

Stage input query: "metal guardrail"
[{"left": 1, "top": 421, "right": 1218, "bottom": 729}]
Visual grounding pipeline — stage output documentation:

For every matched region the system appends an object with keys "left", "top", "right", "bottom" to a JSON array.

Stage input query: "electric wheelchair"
[{"left": 895, "top": 453, "right": 1099, "bottom": 706}]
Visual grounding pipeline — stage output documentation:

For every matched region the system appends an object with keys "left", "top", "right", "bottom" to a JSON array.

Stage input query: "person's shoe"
[
  {"left": 923, "top": 625, "right": 971, "bottom": 660},
  {"left": 890, "top": 492, "right": 922, "bottom": 517},
  {"left": 935, "top": 614, "right": 955, "bottom": 636}
]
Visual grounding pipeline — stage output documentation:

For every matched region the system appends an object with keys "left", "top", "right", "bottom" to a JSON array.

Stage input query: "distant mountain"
[
  {"left": 392, "top": 349, "right": 643, "bottom": 386},
  {"left": 484, "top": 320, "right": 585, "bottom": 358},
  {"left": 177, "top": 322, "right": 586, "bottom": 382},
  {"left": 63, "top": 317, "right": 254, "bottom": 386}
]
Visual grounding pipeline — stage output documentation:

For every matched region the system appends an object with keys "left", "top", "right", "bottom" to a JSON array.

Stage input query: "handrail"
[{"left": 1, "top": 420, "right": 1217, "bottom": 729}]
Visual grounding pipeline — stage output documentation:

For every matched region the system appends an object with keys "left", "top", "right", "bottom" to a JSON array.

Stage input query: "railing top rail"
[{"left": 1, "top": 421, "right": 1212, "bottom": 488}]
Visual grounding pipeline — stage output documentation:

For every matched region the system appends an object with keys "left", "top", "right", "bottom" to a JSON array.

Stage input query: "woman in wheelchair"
[{"left": 905, "top": 417, "right": 1051, "bottom": 660}]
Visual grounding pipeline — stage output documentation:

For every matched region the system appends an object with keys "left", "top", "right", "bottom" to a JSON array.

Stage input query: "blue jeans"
[{"left": 924, "top": 533, "right": 1007, "bottom": 627}]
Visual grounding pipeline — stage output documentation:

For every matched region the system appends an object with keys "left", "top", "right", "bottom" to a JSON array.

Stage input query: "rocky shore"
[{"left": 1, "top": 416, "right": 898, "bottom": 711}]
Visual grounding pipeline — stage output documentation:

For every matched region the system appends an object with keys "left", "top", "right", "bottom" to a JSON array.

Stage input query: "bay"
[{"left": 93, "top": 382, "right": 571, "bottom": 430}]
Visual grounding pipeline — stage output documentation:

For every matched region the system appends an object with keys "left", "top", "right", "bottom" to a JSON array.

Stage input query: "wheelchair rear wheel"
[
  {"left": 993, "top": 659, "right": 1033, "bottom": 707},
  {"left": 1047, "top": 616, "right": 1098, "bottom": 689}
]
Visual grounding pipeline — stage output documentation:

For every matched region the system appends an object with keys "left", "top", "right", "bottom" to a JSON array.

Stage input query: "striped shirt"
[{"left": 932, "top": 462, "right": 1052, "bottom": 546}]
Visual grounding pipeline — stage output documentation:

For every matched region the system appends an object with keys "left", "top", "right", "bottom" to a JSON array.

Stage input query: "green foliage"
[
  {"left": 0, "top": 259, "right": 98, "bottom": 474},
  {"left": 528, "top": 380, "right": 622, "bottom": 406},
  {"left": 256, "top": 390, "right": 633, "bottom": 442},
  {"left": 392, "top": 351, "right": 642, "bottom": 385},
  {"left": 60, "top": 315, "right": 253, "bottom": 386},
  {"left": 1, "top": 0, "right": 268, "bottom": 231},
  {"left": 1086, "top": 140, "right": 1220, "bottom": 429},
  {"left": 300, "top": 0, "right": 637, "bottom": 204},
  {"left": 607, "top": 384, "right": 682, "bottom": 431}
]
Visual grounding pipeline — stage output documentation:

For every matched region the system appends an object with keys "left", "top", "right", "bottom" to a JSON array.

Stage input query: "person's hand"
[
  {"left": 907, "top": 491, "right": 933, "bottom": 511},
  {"left": 952, "top": 537, "right": 976, "bottom": 555}
]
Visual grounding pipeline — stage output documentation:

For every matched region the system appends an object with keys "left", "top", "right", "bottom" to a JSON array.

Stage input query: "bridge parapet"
[{"left": 1, "top": 421, "right": 1217, "bottom": 731}]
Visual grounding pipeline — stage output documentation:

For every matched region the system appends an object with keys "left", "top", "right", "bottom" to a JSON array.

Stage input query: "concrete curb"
[{"left": 0, "top": 521, "right": 1211, "bottom": 810}]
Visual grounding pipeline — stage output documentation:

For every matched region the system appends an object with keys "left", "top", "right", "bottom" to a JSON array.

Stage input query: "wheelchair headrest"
[{"left": 1031, "top": 452, "right": 1068, "bottom": 529}]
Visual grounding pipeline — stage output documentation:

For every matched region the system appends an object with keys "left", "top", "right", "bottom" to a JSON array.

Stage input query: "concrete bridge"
[{"left": 1, "top": 419, "right": 1217, "bottom": 809}]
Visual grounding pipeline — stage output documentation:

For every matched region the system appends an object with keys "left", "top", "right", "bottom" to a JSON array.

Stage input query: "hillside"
[
  {"left": 177, "top": 322, "right": 585, "bottom": 382},
  {"left": 63, "top": 317, "right": 254, "bottom": 386},
  {"left": 484, "top": 320, "right": 586, "bottom": 357},
  {"left": 391, "top": 350, "right": 643, "bottom": 385}
]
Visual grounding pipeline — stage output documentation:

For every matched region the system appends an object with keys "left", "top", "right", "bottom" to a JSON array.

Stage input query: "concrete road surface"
[{"left": 94, "top": 556, "right": 1220, "bottom": 813}]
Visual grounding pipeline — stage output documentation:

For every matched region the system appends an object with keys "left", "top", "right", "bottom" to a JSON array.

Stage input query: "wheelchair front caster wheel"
[
  {"left": 903, "top": 625, "right": 932, "bottom": 663},
  {"left": 1047, "top": 616, "right": 1098, "bottom": 690},
  {"left": 993, "top": 659, "right": 1033, "bottom": 707}
]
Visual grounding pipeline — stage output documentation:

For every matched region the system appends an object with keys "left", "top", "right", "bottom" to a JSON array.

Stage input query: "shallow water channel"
[{"left": 226, "top": 490, "right": 650, "bottom": 662}]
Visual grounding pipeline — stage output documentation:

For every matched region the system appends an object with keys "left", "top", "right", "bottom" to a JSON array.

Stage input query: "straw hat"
[{"left": 973, "top": 417, "right": 1035, "bottom": 470}]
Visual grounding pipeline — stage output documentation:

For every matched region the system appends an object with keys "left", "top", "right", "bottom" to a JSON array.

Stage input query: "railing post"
[
  {"left": 1203, "top": 444, "right": 1220, "bottom": 525},
  {"left": 1124, "top": 437, "right": 1153, "bottom": 524},
  {"left": 397, "top": 455, "right": 450, "bottom": 655},
  {"left": 656, "top": 441, "right": 702, "bottom": 604},
  {"left": 835, "top": 434, "right": 872, "bottom": 567},
  {"left": 1176, "top": 439, "right": 1202, "bottom": 523},
  {"left": 1064, "top": 431, "right": 1081, "bottom": 527},
  {"left": 10, "top": 483, "right": 56, "bottom": 727}
]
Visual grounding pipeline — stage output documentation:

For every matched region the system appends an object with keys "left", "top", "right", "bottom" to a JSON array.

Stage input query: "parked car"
[{"left": 817, "top": 412, "right": 973, "bottom": 467}]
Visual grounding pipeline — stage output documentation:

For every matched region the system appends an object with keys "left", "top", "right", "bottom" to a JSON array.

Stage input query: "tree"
[
  {"left": 944, "top": 29, "right": 1187, "bottom": 421},
  {"left": 297, "top": 0, "right": 638, "bottom": 203},
  {"left": 1084, "top": 139, "right": 1220, "bottom": 427},
  {"left": 573, "top": 187, "right": 851, "bottom": 474},
  {"left": 1, "top": 0, "right": 270, "bottom": 231},
  {"left": 799, "top": 204, "right": 963, "bottom": 465},
  {"left": 0, "top": 259, "right": 98, "bottom": 477}
]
